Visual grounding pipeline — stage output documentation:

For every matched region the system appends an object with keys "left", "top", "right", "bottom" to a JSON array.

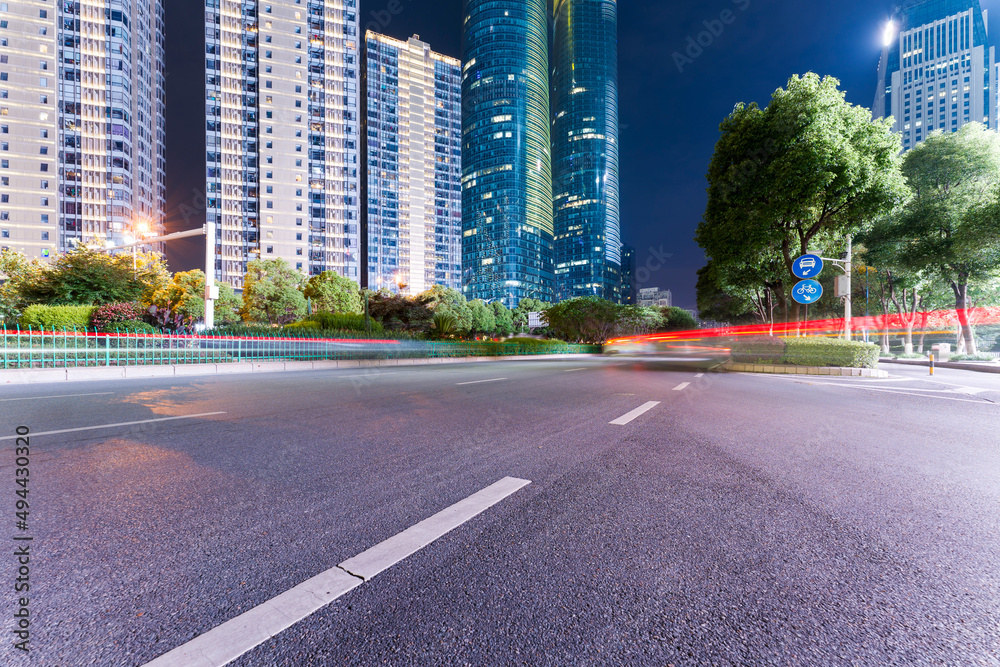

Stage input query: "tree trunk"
[
  {"left": 917, "top": 307, "right": 929, "bottom": 353},
  {"left": 952, "top": 280, "right": 978, "bottom": 355}
]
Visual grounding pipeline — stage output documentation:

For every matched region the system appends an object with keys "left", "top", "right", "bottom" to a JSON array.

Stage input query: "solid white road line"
[
  {"left": 563, "top": 368, "right": 586, "bottom": 373},
  {"left": 610, "top": 401, "right": 660, "bottom": 425},
  {"left": 0, "top": 412, "right": 227, "bottom": 442},
  {"left": 455, "top": 378, "right": 507, "bottom": 386},
  {"left": 0, "top": 391, "right": 113, "bottom": 402},
  {"left": 339, "top": 476, "right": 531, "bottom": 579},
  {"left": 142, "top": 477, "right": 531, "bottom": 667},
  {"left": 673, "top": 382, "right": 690, "bottom": 391}
]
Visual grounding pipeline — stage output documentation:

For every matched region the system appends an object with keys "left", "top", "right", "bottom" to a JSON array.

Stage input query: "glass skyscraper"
[
  {"left": 461, "top": 0, "right": 554, "bottom": 308},
  {"left": 874, "top": 0, "right": 996, "bottom": 151},
  {"left": 364, "top": 33, "right": 462, "bottom": 295},
  {"left": 551, "top": 0, "right": 620, "bottom": 301},
  {"left": 205, "top": 0, "right": 360, "bottom": 289}
]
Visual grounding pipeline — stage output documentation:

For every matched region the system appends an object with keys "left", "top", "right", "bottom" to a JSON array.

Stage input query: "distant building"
[
  {"left": 363, "top": 33, "right": 461, "bottom": 295},
  {"left": 461, "top": 0, "right": 554, "bottom": 308},
  {"left": 620, "top": 244, "right": 637, "bottom": 304},
  {"left": 552, "top": 0, "right": 620, "bottom": 301},
  {"left": 0, "top": 0, "right": 166, "bottom": 260},
  {"left": 205, "top": 0, "right": 361, "bottom": 288},
  {"left": 638, "top": 287, "right": 672, "bottom": 308},
  {"left": 874, "top": 0, "right": 997, "bottom": 151}
]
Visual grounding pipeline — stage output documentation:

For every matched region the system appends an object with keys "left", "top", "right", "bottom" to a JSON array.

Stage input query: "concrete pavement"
[{"left": 2, "top": 359, "right": 998, "bottom": 665}]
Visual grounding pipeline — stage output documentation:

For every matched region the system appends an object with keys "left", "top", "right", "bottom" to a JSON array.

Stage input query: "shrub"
[
  {"left": 731, "top": 336, "right": 788, "bottom": 364},
  {"left": 781, "top": 337, "right": 880, "bottom": 369},
  {"left": 100, "top": 320, "right": 159, "bottom": 334},
  {"left": 305, "top": 312, "right": 382, "bottom": 333},
  {"left": 505, "top": 337, "right": 571, "bottom": 350},
  {"left": 949, "top": 354, "right": 997, "bottom": 362},
  {"left": 90, "top": 302, "right": 146, "bottom": 330},
  {"left": 284, "top": 320, "right": 322, "bottom": 331},
  {"left": 19, "top": 304, "right": 95, "bottom": 330}
]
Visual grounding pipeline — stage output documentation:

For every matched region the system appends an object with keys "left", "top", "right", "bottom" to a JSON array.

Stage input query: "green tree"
[
  {"left": 491, "top": 301, "right": 515, "bottom": 336},
  {"left": 0, "top": 249, "right": 46, "bottom": 323},
  {"left": 467, "top": 299, "right": 497, "bottom": 336},
  {"left": 661, "top": 307, "right": 699, "bottom": 331},
  {"left": 151, "top": 270, "right": 240, "bottom": 326},
  {"left": 513, "top": 297, "right": 550, "bottom": 331},
  {"left": 696, "top": 73, "right": 907, "bottom": 323},
  {"left": 615, "top": 306, "right": 663, "bottom": 337},
  {"left": 368, "top": 290, "right": 434, "bottom": 332},
  {"left": 242, "top": 258, "right": 307, "bottom": 325},
  {"left": 863, "top": 124, "right": 1000, "bottom": 354},
  {"left": 302, "top": 271, "right": 363, "bottom": 315},
  {"left": 544, "top": 296, "right": 621, "bottom": 343},
  {"left": 420, "top": 285, "right": 473, "bottom": 334},
  {"left": 20, "top": 247, "right": 170, "bottom": 307},
  {"left": 696, "top": 260, "right": 777, "bottom": 325}
]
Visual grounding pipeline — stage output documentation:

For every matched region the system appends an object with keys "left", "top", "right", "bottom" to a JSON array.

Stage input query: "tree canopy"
[
  {"left": 696, "top": 73, "right": 907, "bottom": 320},
  {"left": 241, "top": 258, "right": 307, "bottom": 325},
  {"left": 302, "top": 271, "right": 363, "bottom": 315}
]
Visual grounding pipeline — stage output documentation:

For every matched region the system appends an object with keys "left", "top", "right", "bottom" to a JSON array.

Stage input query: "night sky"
[{"left": 164, "top": 0, "right": 1000, "bottom": 308}]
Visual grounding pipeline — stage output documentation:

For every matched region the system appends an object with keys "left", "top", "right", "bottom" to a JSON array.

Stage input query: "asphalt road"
[{"left": 1, "top": 359, "right": 999, "bottom": 666}]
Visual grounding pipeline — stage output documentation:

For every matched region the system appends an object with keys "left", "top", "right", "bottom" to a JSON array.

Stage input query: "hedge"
[
  {"left": 731, "top": 336, "right": 787, "bottom": 364},
  {"left": 100, "top": 320, "right": 159, "bottom": 334},
  {"left": 19, "top": 304, "right": 95, "bottom": 330},
  {"left": 297, "top": 312, "right": 384, "bottom": 334},
  {"left": 732, "top": 336, "right": 880, "bottom": 369}
]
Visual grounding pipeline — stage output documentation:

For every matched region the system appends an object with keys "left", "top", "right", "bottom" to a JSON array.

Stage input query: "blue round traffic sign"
[
  {"left": 792, "top": 254, "right": 824, "bottom": 280},
  {"left": 792, "top": 279, "right": 823, "bottom": 305}
]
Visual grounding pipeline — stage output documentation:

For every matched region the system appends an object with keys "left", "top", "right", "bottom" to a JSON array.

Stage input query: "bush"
[
  {"left": 504, "top": 337, "right": 571, "bottom": 350},
  {"left": 90, "top": 302, "right": 146, "bottom": 330},
  {"left": 100, "top": 320, "right": 159, "bottom": 334},
  {"left": 731, "top": 336, "right": 788, "bottom": 364},
  {"left": 19, "top": 304, "right": 95, "bottom": 330},
  {"left": 781, "top": 337, "right": 880, "bottom": 369},
  {"left": 305, "top": 312, "right": 383, "bottom": 333},
  {"left": 949, "top": 354, "right": 997, "bottom": 362}
]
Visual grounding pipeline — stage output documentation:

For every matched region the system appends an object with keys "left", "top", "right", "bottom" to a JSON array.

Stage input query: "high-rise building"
[
  {"left": 0, "top": 0, "right": 166, "bottom": 260},
  {"left": 551, "top": 0, "right": 620, "bottom": 301},
  {"left": 205, "top": 0, "right": 360, "bottom": 289},
  {"left": 874, "top": 0, "right": 997, "bottom": 151},
  {"left": 620, "top": 243, "right": 636, "bottom": 305},
  {"left": 461, "top": 0, "right": 554, "bottom": 308},
  {"left": 363, "top": 33, "right": 461, "bottom": 295}
]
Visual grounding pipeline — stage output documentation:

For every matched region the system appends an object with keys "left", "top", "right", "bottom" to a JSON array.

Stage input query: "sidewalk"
[
  {"left": 0, "top": 354, "right": 600, "bottom": 385},
  {"left": 880, "top": 358, "right": 1000, "bottom": 375}
]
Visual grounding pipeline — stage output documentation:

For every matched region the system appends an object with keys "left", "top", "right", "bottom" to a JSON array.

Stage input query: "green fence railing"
[{"left": 0, "top": 327, "right": 600, "bottom": 370}]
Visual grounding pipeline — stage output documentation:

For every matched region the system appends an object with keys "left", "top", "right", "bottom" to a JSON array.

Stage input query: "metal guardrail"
[{"left": 0, "top": 328, "right": 599, "bottom": 369}]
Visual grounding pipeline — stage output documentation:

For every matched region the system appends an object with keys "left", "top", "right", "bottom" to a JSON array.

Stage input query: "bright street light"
[{"left": 883, "top": 20, "right": 896, "bottom": 47}]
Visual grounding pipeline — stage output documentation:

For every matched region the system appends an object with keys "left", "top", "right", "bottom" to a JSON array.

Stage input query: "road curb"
[
  {"left": 716, "top": 362, "right": 890, "bottom": 378},
  {"left": 880, "top": 358, "right": 1000, "bottom": 374},
  {"left": 0, "top": 354, "right": 601, "bottom": 385}
]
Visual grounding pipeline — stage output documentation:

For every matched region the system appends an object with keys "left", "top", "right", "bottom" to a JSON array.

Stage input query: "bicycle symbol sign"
[{"left": 792, "top": 279, "right": 823, "bottom": 304}]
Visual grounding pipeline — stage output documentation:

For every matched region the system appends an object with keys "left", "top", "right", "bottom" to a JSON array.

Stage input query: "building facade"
[
  {"left": 363, "top": 33, "right": 461, "bottom": 295},
  {"left": 638, "top": 287, "right": 671, "bottom": 309},
  {"left": 461, "top": 0, "right": 554, "bottom": 308},
  {"left": 551, "top": 0, "right": 620, "bottom": 301},
  {"left": 0, "top": 0, "right": 166, "bottom": 260},
  {"left": 874, "top": 0, "right": 997, "bottom": 151},
  {"left": 619, "top": 243, "right": 636, "bottom": 304},
  {"left": 205, "top": 0, "right": 360, "bottom": 289}
]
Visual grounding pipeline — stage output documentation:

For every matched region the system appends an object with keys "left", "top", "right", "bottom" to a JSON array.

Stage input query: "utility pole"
[{"left": 204, "top": 220, "right": 217, "bottom": 330}]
